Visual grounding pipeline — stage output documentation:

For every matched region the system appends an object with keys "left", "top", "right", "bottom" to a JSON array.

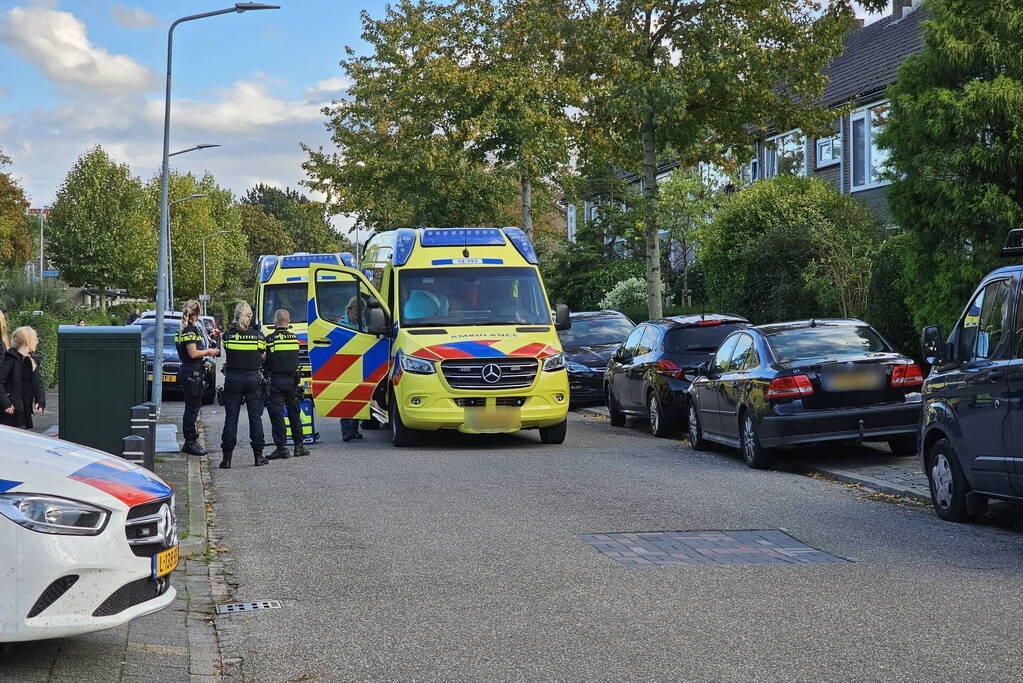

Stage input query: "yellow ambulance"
[{"left": 304, "top": 227, "right": 571, "bottom": 446}]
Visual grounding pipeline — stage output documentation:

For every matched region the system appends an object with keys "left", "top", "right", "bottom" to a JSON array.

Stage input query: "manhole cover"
[
  {"left": 581, "top": 530, "right": 849, "bottom": 567},
  {"left": 216, "top": 600, "right": 282, "bottom": 615}
]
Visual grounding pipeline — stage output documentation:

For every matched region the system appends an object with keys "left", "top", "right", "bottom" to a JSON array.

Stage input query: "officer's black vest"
[
  {"left": 222, "top": 326, "right": 265, "bottom": 372},
  {"left": 265, "top": 327, "right": 300, "bottom": 375},
  {"left": 174, "top": 323, "right": 207, "bottom": 367}
]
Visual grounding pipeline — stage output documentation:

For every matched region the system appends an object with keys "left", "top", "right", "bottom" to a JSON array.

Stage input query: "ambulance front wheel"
[
  {"left": 539, "top": 419, "right": 567, "bottom": 445},
  {"left": 389, "top": 391, "right": 417, "bottom": 447}
]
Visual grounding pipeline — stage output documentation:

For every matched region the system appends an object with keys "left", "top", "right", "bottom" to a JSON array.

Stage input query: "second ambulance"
[{"left": 304, "top": 227, "right": 572, "bottom": 446}]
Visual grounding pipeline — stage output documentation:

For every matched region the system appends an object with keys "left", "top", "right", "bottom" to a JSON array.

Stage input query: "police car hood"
[{"left": 0, "top": 426, "right": 173, "bottom": 512}]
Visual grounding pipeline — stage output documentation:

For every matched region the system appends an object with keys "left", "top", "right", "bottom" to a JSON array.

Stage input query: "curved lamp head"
[{"left": 235, "top": 3, "right": 281, "bottom": 11}]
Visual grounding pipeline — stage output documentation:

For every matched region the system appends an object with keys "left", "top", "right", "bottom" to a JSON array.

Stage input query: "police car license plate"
[
  {"left": 147, "top": 374, "right": 176, "bottom": 383},
  {"left": 152, "top": 544, "right": 179, "bottom": 578}
]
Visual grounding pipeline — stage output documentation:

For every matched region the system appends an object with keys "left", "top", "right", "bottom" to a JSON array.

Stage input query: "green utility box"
[{"left": 58, "top": 325, "right": 146, "bottom": 455}]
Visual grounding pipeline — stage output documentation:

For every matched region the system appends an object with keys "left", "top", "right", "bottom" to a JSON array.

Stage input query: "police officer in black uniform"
[
  {"left": 176, "top": 300, "right": 218, "bottom": 456},
  {"left": 264, "top": 308, "right": 310, "bottom": 459},
  {"left": 219, "top": 302, "right": 268, "bottom": 469}
]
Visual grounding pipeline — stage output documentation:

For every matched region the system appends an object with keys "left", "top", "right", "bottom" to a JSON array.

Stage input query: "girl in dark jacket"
[{"left": 0, "top": 326, "right": 46, "bottom": 430}]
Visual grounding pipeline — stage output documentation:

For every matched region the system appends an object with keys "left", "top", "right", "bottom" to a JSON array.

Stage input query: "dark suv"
[
  {"left": 604, "top": 315, "right": 749, "bottom": 437},
  {"left": 920, "top": 233, "right": 1023, "bottom": 521}
]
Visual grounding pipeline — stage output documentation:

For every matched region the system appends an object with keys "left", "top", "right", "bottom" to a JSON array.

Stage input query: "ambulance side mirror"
[
  {"left": 554, "top": 304, "right": 571, "bottom": 331},
  {"left": 367, "top": 307, "right": 391, "bottom": 337}
]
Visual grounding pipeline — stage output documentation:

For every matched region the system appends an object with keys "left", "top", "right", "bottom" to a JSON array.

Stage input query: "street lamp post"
[
  {"left": 152, "top": 2, "right": 279, "bottom": 411},
  {"left": 167, "top": 194, "right": 206, "bottom": 309},
  {"left": 201, "top": 231, "right": 229, "bottom": 316}
]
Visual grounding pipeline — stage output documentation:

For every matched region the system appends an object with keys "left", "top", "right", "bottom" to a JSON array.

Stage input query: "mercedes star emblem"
[{"left": 481, "top": 363, "right": 502, "bottom": 384}]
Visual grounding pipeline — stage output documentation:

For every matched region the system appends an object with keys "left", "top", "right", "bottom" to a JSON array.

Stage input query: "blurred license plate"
[
  {"left": 823, "top": 369, "right": 883, "bottom": 392},
  {"left": 152, "top": 544, "right": 179, "bottom": 578},
  {"left": 147, "top": 373, "right": 175, "bottom": 383},
  {"left": 464, "top": 407, "right": 521, "bottom": 432}
]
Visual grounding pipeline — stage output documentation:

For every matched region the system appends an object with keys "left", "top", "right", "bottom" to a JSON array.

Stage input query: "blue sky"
[
  {"left": 0, "top": 0, "right": 391, "bottom": 232},
  {"left": 1, "top": 0, "right": 885, "bottom": 227}
]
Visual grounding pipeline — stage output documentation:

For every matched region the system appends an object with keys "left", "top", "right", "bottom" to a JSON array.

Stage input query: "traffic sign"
[{"left": 43, "top": 270, "right": 59, "bottom": 277}]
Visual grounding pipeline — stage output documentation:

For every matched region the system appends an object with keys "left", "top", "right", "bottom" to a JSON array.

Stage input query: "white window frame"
[
  {"left": 815, "top": 134, "right": 841, "bottom": 169},
  {"left": 850, "top": 101, "right": 891, "bottom": 191},
  {"left": 763, "top": 129, "right": 806, "bottom": 179},
  {"left": 566, "top": 204, "right": 577, "bottom": 243}
]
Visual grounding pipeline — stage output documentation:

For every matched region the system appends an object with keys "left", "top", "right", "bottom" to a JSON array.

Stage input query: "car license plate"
[
  {"left": 152, "top": 544, "right": 179, "bottom": 578},
  {"left": 163, "top": 374, "right": 176, "bottom": 383},
  {"left": 464, "top": 407, "right": 521, "bottom": 432},
  {"left": 823, "top": 369, "right": 883, "bottom": 392}
]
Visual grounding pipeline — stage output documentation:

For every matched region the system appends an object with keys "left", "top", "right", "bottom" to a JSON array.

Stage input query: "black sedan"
[
  {"left": 560, "top": 310, "right": 636, "bottom": 404},
  {"left": 605, "top": 314, "right": 749, "bottom": 437},
  {"left": 687, "top": 319, "right": 924, "bottom": 469}
]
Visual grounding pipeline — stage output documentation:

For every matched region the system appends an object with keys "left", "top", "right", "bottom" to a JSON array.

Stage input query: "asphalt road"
[{"left": 208, "top": 410, "right": 1023, "bottom": 682}]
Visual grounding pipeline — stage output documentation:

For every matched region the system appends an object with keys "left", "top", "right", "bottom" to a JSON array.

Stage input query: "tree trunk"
[
  {"left": 682, "top": 236, "right": 690, "bottom": 307},
  {"left": 99, "top": 285, "right": 107, "bottom": 314},
  {"left": 641, "top": 109, "right": 663, "bottom": 319},
  {"left": 520, "top": 174, "right": 533, "bottom": 240}
]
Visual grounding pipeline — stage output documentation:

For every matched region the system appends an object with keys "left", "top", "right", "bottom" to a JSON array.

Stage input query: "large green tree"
[
  {"left": 0, "top": 148, "right": 33, "bottom": 275},
  {"left": 572, "top": 0, "right": 880, "bottom": 318},
  {"left": 241, "top": 184, "right": 349, "bottom": 253},
  {"left": 303, "top": 0, "right": 520, "bottom": 230},
  {"left": 48, "top": 146, "right": 152, "bottom": 310},
  {"left": 879, "top": 0, "right": 1023, "bottom": 331},
  {"left": 237, "top": 204, "right": 295, "bottom": 288}
]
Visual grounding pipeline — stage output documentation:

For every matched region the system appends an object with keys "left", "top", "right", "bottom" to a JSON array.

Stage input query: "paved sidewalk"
[
  {"left": 576, "top": 405, "right": 931, "bottom": 504},
  {"left": 0, "top": 394, "right": 223, "bottom": 682}
]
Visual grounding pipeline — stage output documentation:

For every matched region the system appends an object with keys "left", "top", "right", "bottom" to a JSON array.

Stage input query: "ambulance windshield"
[
  {"left": 263, "top": 284, "right": 308, "bottom": 325},
  {"left": 398, "top": 267, "right": 549, "bottom": 327}
]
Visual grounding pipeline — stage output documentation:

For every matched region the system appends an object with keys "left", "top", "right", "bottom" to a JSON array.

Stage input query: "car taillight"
[
  {"left": 766, "top": 374, "right": 814, "bottom": 399},
  {"left": 656, "top": 360, "right": 683, "bottom": 378},
  {"left": 891, "top": 363, "right": 924, "bottom": 387},
  {"left": 695, "top": 319, "right": 722, "bottom": 326}
]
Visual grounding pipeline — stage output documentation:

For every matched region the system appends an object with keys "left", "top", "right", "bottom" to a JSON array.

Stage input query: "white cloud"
[
  {"left": 149, "top": 79, "right": 322, "bottom": 133},
  {"left": 306, "top": 77, "right": 351, "bottom": 97},
  {"left": 111, "top": 4, "right": 158, "bottom": 30},
  {"left": 0, "top": 6, "right": 155, "bottom": 93}
]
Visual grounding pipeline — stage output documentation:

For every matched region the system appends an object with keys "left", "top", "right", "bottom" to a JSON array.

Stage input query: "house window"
[
  {"left": 566, "top": 204, "right": 577, "bottom": 243},
  {"left": 851, "top": 102, "right": 891, "bottom": 189},
  {"left": 815, "top": 134, "right": 841, "bottom": 168},
  {"left": 763, "top": 130, "right": 805, "bottom": 178}
]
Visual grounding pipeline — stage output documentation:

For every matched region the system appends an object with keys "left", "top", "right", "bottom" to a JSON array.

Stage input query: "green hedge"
[
  {"left": 8, "top": 311, "right": 60, "bottom": 388},
  {"left": 867, "top": 235, "right": 919, "bottom": 358}
]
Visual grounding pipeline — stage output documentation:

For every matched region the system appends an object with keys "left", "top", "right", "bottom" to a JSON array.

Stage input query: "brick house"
[{"left": 747, "top": 1, "right": 925, "bottom": 220}]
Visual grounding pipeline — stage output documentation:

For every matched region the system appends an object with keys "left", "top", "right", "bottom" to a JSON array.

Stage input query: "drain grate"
[
  {"left": 581, "top": 530, "right": 849, "bottom": 567},
  {"left": 215, "top": 600, "right": 282, "bottom": 615}
]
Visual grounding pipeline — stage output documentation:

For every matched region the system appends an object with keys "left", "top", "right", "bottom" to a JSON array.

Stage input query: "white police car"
[{"left": 0, "top": 426, "right": 178, "bottom": 642}]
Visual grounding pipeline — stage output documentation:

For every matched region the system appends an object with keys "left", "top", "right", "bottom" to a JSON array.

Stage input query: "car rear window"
[
  {"left": 664, "top": 323, "right": 744, "bottom": 353},
  {"left": 766, "top": 325, "right": 889, "bottom": 363},
  {"left": 559, "top": 316, "right": 635, "bottom": 347}
]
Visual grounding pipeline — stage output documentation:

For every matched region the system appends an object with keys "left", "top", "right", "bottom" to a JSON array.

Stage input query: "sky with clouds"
[{"left": 1, "top": 0, "right": 888, "bottom": 226}]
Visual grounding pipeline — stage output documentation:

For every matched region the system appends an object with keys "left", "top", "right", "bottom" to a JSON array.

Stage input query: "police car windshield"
[
  {"left": 398, "top": 267, "right": 549, "bottom": 327},
  {"left": 263, "top": 284, "right": 308, "bottom": 325},
  {"left": 137, "top": 322, "right": 176, "bottom": 347}
]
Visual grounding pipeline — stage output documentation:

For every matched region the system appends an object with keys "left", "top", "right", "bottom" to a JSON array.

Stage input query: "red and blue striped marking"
[{"left": 69, "top": 460, "right": 173, "bottom": 506}]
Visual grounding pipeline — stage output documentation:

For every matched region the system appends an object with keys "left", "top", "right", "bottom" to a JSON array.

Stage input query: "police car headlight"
[
  {"left": 0, "top": 494, "right": 109, "bottom": 536},
  {"left": 398, "top": 351, "right": 436, "bottom": 375},
  {"left": 542, "top": 353, "right": 566, "bottom": 372}
]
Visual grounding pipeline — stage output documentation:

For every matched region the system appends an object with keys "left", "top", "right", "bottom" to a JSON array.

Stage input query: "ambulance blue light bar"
[
  {"left": 258, "top": 255, "right": 278, "bottom": 283},
  {"left": 420, "top": 228, "right": 506, "bottom": 247},
  {"left": 339, "top": 252, "right": 357, "bottom": 268},
  {"left": 392, "top": 228, "right": 417, "bottom": 266},
  {"left": 503, "top": 227, "right": 538, "bottom": 264},
  {"left": 280, "top": 253, "right": 341, "bottom": 269}
]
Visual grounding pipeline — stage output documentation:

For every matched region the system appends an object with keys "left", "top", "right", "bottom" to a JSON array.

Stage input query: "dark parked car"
[
  {"left": 687, "top": 319, "right": 923, "bottom": 469},
  {"left": 919, "top": 234, "right": 1023, "bottom": 522},
  {"left": 136, "top": 319, "right": 217, "bottom": 404},
  {"left": 560, "top": 310, "right": 636, "bottom": 404},
  {"left": 605, "top": 314, "right": 749, "bottom": 437}
]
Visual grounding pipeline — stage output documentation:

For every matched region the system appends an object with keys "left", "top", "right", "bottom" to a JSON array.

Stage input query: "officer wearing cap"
[
  {"left": 264, "top": 309, "right": 310, "bottom": 459},
  {"left": 219, "top": 302, "right": 267, "bottom": 469}
]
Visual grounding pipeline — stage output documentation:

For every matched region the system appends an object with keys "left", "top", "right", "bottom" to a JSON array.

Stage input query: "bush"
[
  {"left": 698, "top": 176, "right": 882, "bottom": 324},
  {"left": 867, "top": 235, "right": 919, "bottom": 358},
  {"left": 598, "top": 276, "right": 670, "bottom": 322}
]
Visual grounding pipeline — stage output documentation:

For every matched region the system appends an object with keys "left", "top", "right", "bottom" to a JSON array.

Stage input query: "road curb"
[
  {"left": 577, "top": 406, "right": 609, "bottom": 420},
  {"left": 181, "top": 455, "right": 206, "bottom": 555},
  {"left": 793, "top": 464, "right": 932, "bottom": 504}
]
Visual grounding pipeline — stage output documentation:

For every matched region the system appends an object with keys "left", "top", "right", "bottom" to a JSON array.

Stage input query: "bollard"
[
  {"left": 130, "top": 404, "right": 153, "bottom": 470},
  {"left": 121, "top": 434, "right": 146, "bottom": 466},
  {"left": 143, "top": 402, "right": 157, "bottom": 468}
]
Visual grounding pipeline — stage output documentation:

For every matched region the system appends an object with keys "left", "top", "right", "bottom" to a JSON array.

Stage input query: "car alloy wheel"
[
  {"left": 688, "top": 403, "right": 699, "bottom": 443},
  {"left": 931, "top": 453, "right": 953, "bottom": 510},
  {"left": 648, "top": 394, "right": 660, "bottom": 433},
  {"left": 740, "top": 412, "right": 771, "bottom": 469}
]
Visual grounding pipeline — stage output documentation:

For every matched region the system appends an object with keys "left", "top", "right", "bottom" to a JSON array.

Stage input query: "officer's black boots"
[
  {"left": 254, "top": 450, "right": 269, "bottom": 467},
  {"left": 267, "top": 445, "right": 290, "bottom": 460},
  {"left": 294, "top": 443, "right": 310, "bottom": 457},
  {"left": 219, "top": 451, "right": 232, "bottom": 469},
  {"left": 182, "top": 441, "right": 207, "bottom": 456}
]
